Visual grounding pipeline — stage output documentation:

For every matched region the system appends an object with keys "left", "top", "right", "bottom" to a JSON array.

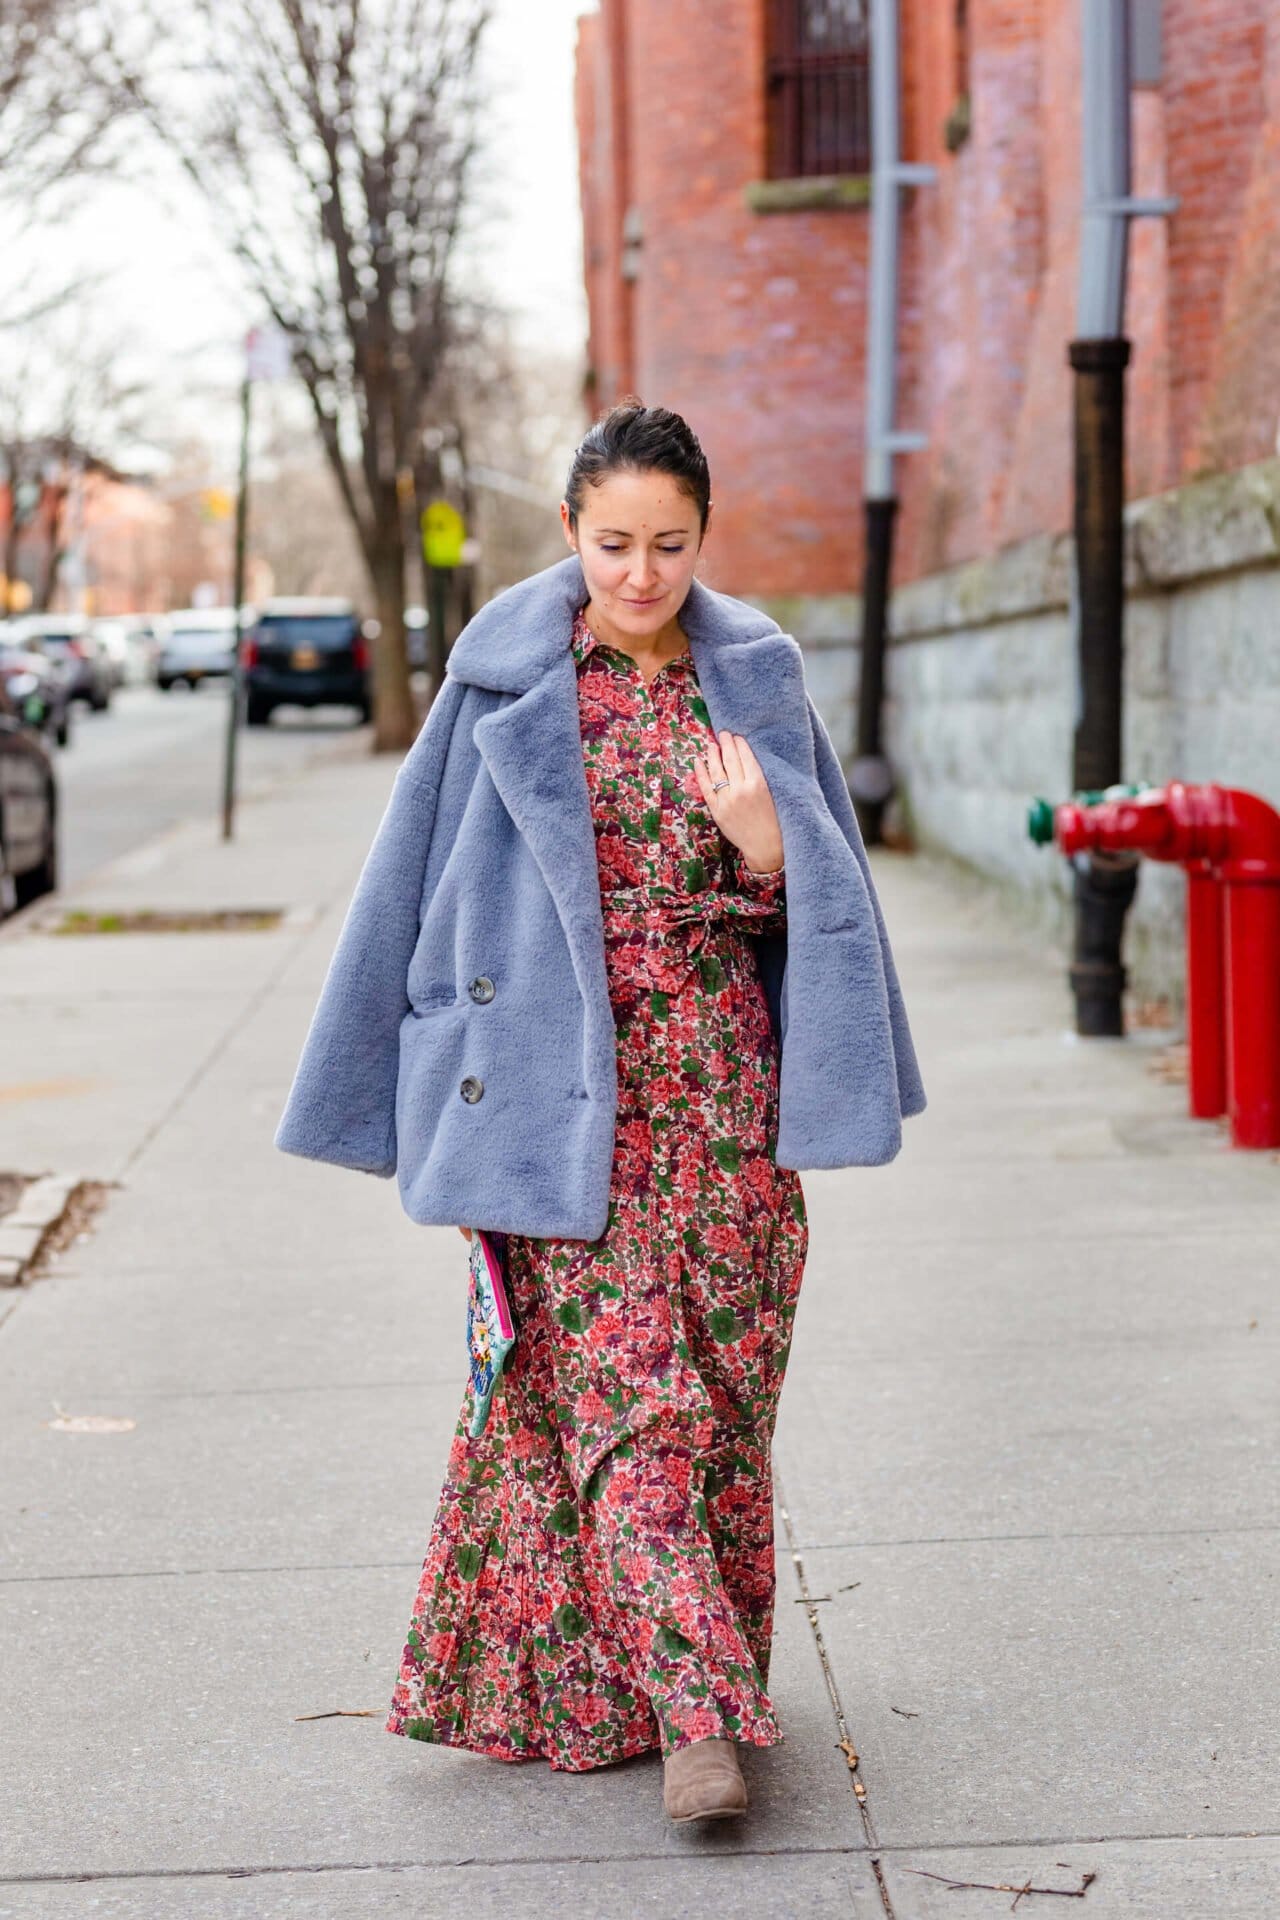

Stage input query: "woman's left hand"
[{"left": 693, "top": 730, "right": 785, "bottom": 874}]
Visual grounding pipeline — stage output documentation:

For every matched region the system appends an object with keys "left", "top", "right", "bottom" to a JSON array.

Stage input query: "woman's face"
[{"left": 561, "top": 466, "right": 710, "bottom": 637}]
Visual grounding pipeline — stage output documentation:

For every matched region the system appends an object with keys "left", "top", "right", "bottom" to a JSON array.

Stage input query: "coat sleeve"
[
  {"left": 273, "top": 674, "right": 468, "bottom": 1177},
  {"left": 806, "top": 692, "right": 928, "bottom": 1120}
]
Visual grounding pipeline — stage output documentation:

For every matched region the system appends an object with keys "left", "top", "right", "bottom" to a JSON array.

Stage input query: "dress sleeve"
[{"left": 717, "top": 841, "right": 788, "bottom": 934}]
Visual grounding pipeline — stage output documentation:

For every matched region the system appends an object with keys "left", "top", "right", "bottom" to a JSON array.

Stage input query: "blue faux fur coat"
[{"left": 274, "top": 552, "right": 926, "bottom": 1240}]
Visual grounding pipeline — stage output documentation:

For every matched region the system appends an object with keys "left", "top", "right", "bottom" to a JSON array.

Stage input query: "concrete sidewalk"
[{"left": 1, "top": 742, "right": 1277, "bottom": 1918}]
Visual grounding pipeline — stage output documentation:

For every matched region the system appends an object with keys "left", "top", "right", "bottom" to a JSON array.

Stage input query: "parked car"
[
  {"left": 0, "top": 642, "right": 73, "bottom": 748},
  {"left": 6, "top": 612, "right": 113, "bottom": 712},
  {"left": 93, "top": 617, "right": 160, "bottom": 689},
  {"left": 242, "top": 597, "right": 370, "bottom": 726},
  {"left": 154, "top": 608, "right": 239, "bottom": 690},
  {"left": 0, "top": 675, "right": 58, "bottom": 916}
]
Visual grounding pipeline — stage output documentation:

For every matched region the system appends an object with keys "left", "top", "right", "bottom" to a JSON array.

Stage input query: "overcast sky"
[{"left": 3, "top": 0, "right": 592, "bottom": 474}]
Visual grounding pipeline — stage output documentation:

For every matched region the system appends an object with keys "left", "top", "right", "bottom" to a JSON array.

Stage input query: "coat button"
[
  {"left": 468, "top": 975, "right": 495, "bottom": 1003},
  {"left": 459, "top": 1076, "right": 484, "bottom": 1103}
]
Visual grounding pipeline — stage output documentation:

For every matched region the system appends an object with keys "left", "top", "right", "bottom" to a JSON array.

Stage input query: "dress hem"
[{"left": 383, "top": 1712, "right": 787, "bottom": 1773}]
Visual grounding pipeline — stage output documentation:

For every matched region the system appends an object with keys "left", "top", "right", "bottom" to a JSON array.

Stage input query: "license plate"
[{"left": 291, "top": 646, "right": 319, "bottom": 670}]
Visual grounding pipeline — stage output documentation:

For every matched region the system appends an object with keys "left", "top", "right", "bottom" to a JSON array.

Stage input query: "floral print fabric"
[{"left": 385, "top": 604, "right": 809, "bottom": 1770}]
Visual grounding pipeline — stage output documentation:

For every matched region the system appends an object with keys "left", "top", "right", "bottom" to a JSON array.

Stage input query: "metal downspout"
[
  {"left": 852, "top": 0, "right": 934, "bottom": 846},
  {"left": 1068, "top": 0, "right": 1177, "bottom": 1034}
]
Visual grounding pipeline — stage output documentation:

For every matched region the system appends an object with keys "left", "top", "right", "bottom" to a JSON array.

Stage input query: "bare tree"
[
  {"left": 251, "top": 408, "right": 369, "bottom": 601},
  {"left": 0, "top": 321, "right": 148, "bottom": 608},
  {"left": 411, "top": 297, "right": 585, "bottom": 635},
  {"left": 0, "top": 0, "right": 132, "bottom": 196},
  {"left": 106, "top": 0, "right": 494, "bottom": 750}
]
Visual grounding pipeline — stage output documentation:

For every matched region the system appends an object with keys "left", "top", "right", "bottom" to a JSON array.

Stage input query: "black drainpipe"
[
  {"left": 1067, "top": 335, "right": 1138, "bottom": 1035},
  {"left": 1067, "top": 0, "right": 1176, "bottom": 1034}
]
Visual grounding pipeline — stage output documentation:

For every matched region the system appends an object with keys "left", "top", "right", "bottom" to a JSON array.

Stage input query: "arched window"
[{"left": 765, "top": 0, "right": 871, "bottom": 179}]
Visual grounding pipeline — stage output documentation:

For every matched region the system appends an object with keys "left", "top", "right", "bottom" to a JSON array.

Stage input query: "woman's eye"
[{"left": 600, "top": 544, "right": 684, "bottom": 553}]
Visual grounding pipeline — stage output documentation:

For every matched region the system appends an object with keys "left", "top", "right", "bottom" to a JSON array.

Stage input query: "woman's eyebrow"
[{"left": 595, "top": 526, "right": 691, "bottom": 536}]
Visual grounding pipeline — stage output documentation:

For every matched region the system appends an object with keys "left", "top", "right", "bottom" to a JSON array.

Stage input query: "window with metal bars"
[{"left": 765, "top": 0, "right": 871, "bottom": 179}]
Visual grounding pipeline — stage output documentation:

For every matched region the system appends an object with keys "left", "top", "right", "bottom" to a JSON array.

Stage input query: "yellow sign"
[
  {"left": 422, "top": 499, "right": 466, "bottom": 569},
  {"left": 200, "top": 488, "right": 234, "bottom": 523}
]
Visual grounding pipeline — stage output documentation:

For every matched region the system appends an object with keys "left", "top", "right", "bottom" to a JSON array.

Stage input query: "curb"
[
  {"left": 0, "top": 716, "right": 379, "bottom": 949},
  {"left": 0, "top": 1174, "right": 97, "bottom": 1287}
]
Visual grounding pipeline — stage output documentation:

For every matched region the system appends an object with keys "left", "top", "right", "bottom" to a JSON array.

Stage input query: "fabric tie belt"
[{"left": 599, "top": 885, "right": 773, "bottom": 996}]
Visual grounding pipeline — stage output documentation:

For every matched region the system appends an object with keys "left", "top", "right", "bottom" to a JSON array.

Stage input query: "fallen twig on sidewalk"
[
  {"left": 900, "top": 1864, "right": 1096, "bottom": 1909},
  {"left": 294, "top": 1707, "right": 380, "bottom": 1720}
]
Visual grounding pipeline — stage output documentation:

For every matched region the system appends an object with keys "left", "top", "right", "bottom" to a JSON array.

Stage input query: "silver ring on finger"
[{"left": 711, "top": 778, "right": 729, "bottom": 791}]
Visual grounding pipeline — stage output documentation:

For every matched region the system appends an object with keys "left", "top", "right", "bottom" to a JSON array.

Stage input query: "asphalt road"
[{"left": 51, "top": 681, "right": 371, "bottom": 890}]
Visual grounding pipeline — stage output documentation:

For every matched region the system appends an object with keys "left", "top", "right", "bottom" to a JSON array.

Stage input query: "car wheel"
[
  {"left": 56, "top": 712, "right": 71, "bottom": 747},
  {"left": 246, "top": 695, "right": 272, "bottom": 727}
]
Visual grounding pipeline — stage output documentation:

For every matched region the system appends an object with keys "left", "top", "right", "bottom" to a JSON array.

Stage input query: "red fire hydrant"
[{"left": 1049, "top": 782, "right": 1280, "bottom": 1149}]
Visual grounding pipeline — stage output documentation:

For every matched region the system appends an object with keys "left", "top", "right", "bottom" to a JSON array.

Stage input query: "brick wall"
[
  {"left": 898, "top": 0, "right": 1280, "bottom": 581},
  {"left": 576, "top": 0, "right": 870, "bottom": 599},
  {"left": 576, "top": 0, "right": 1280, "bottom": 596}
]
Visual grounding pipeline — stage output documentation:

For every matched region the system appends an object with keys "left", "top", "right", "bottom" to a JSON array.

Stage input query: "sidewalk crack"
[{"left": 776, "top": 1458, "right": 896, "bottom": 1918}]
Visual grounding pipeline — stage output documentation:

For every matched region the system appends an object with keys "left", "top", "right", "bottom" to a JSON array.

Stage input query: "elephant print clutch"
[{"left": 465, "top": 1227, "right": 516, "bottom": 1438}]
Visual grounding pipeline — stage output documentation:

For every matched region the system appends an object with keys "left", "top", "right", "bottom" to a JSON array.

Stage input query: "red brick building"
[
  {"left": 574, "top": 0, "right": 1280, "bottom": 598},
  {"left": 574, "top": 0, "right": 1280, "bottom": 1004},
  {"left": 575, "top": 0, "right": 872, "bottom": 600}
]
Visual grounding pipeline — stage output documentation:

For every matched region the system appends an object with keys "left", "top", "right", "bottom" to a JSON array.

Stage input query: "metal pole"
[
  {"left": 222, "top": 370, "right": 251, "bottom": 842},
  {"left": 1065, "top": 0, "right": 1177, "bottom": 1034},
  {"left": 1070, "top": 335, "right": 1129, "bottom": 796},
  {"left": 855, "top": 0, "right": 934, "bottom": 843},
  {"left": 427, "top": 562, "right": 448, "bottom": 693},
  {"left": 864, "top": 0, "right": 905, "bottom": 510}
]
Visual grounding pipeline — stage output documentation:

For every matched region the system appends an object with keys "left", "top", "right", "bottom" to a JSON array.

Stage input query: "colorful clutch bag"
[{"left": 465, "top": 1227, "right": 516, "bottom": 1438}]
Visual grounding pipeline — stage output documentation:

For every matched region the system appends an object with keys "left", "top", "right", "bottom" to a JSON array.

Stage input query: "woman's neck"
[{"left": 581, "top": 600, "right": 688, "bottom": 667}]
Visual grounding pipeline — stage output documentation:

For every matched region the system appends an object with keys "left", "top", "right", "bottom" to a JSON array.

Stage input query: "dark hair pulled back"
[{"left": 564, "top": 397, "right": 711, "bottom": 537}]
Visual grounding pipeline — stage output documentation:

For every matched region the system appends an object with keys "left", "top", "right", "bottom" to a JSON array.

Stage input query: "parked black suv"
[{"left": 242, "top": 598, "right": 371, "bottom": 726}]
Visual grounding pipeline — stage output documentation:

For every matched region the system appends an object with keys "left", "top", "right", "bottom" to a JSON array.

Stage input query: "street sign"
[
  {"left": 246, "top": 323, "right": 292, "bottom": 382},
  {"left": 422, "top": 499, "right": 466, "bottom": 569}
]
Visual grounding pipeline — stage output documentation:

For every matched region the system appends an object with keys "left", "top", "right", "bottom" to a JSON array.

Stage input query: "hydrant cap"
[{"left": 1027, "top": 797, "right": 1056, "bottom": 845}]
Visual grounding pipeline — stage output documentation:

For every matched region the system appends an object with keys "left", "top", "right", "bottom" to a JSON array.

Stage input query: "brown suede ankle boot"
[{"left": 662, "top": 1736, "right": 748, "bottom": 1822}]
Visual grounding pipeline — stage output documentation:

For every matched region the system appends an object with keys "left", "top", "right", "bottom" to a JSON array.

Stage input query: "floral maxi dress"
[{"left": 385, "top": 603, "right": 810, "bottom": 1770}]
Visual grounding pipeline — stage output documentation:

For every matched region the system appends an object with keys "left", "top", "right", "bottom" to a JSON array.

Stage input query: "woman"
[{"left": 275, "top": 401, "right": 925, "bottom": 1824}]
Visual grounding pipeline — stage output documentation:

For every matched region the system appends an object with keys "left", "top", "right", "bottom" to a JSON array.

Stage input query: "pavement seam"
[
  {"left": 4, "top": 1828, "right": 1279, "bottom": 1887},
  {"left": 0, "top": 1559, "right": 426, "bottom": 1585},
  {"left": 0, "top": 1846, "right": 874, "bottom": 1887},
  {"left": 4, "top": 1520, "right": 1275, "bottom": 1587},
  {"left": 785, "top": 1519, "right": 1280, "bottom": 1550},
  {"left": 775, "top": 1458, "right": 896, "bottom": 1919}
]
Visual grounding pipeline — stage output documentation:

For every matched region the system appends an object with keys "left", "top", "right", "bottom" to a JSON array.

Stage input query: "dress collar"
[{"left": 570, "top": 603, "right": 693, "bottom": 676}]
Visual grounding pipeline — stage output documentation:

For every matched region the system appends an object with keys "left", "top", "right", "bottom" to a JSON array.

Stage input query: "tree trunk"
[{"left": 368, "top": 522, "right": 417, "bottom": 753}]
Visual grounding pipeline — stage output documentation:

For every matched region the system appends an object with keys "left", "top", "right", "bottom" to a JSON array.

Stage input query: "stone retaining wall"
[{"left": 750, "top": 458, "right": 1280, "bottom": 1011}]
